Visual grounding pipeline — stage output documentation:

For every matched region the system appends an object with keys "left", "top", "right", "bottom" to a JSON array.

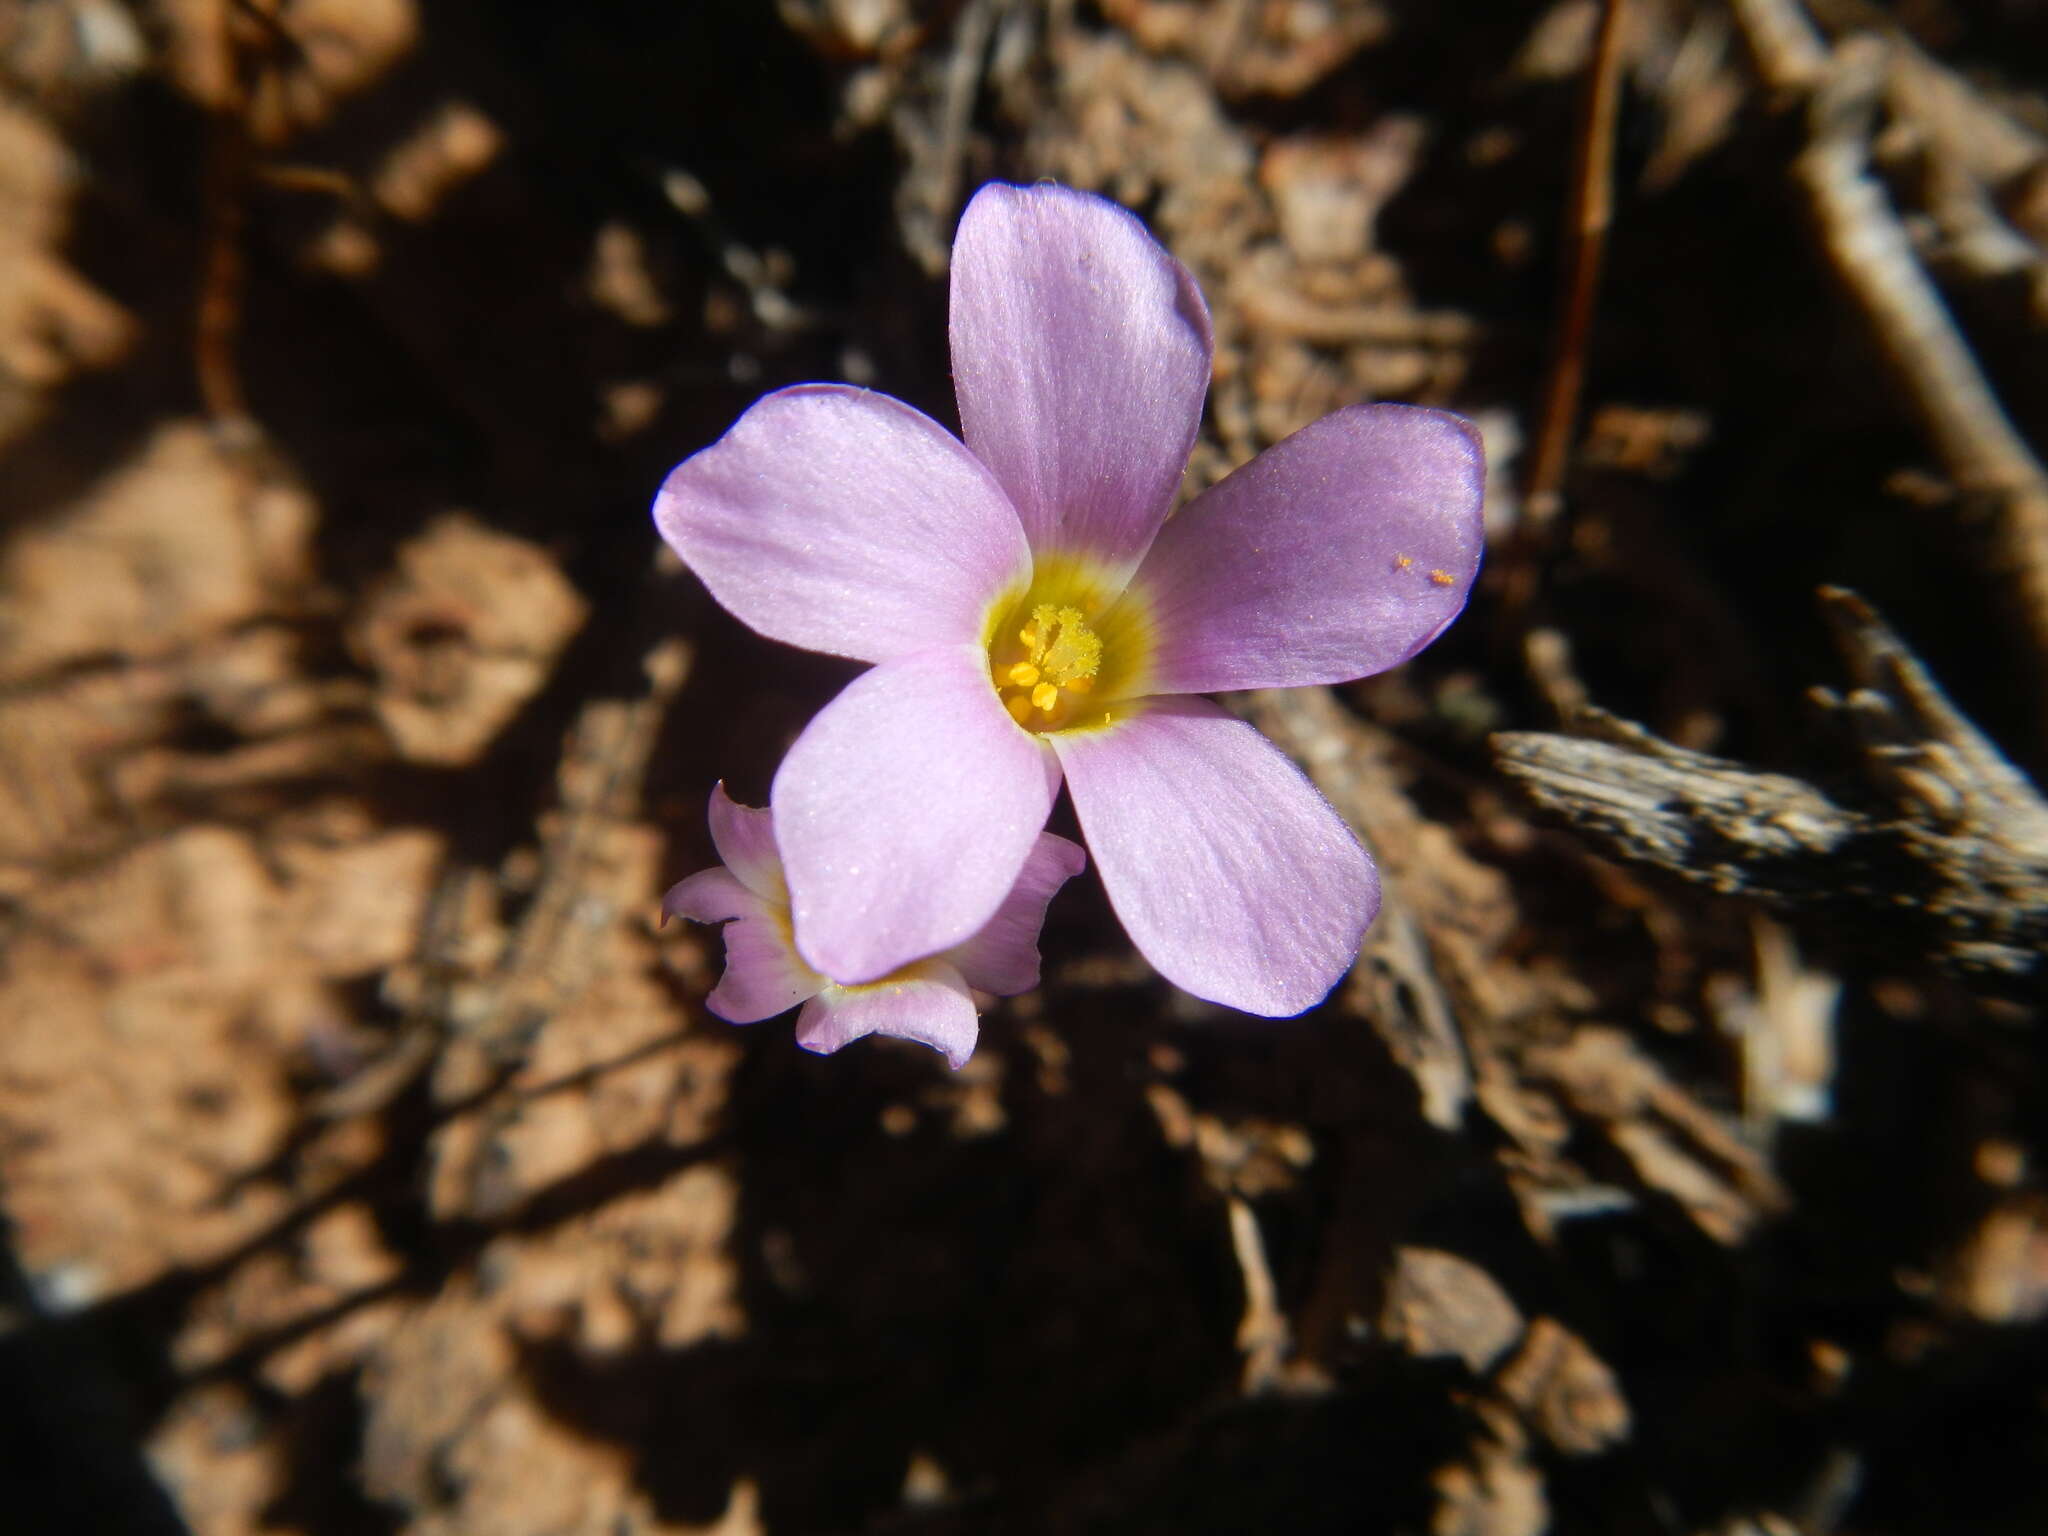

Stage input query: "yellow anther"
[
  {"left": 986, "top": 562, "right": 1136, "bottom": 735},
  {"left": 1028, "top": 603, "right": 1101, "bottom": 687}
]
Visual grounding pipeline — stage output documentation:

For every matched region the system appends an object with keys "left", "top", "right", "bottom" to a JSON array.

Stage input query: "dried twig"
[
  {"left": 1728, "top": 0, "right": 1828, "bottom": 91},
  {"left": 1732, "top": 0, "right": 2048, "bottom": 679},
  {"left": 1234, "top": 290, "right": 1477, "bottom": 349},
  {"left": 1226, "top": 1196, "right": 1291, "bottom": 1395},
  {"left": 1493, "top": 589, "right": 2048, "bottom": 999},
  {"left": 1883, "top": 47, "right": 2047, "bottom": 295},
  {"left": 896, "top": 0, "right": 1002, "bottom": 275},
  {"left": 196, "top": 0, "right": 255, "bottom": 430},
  {"left": 1522, "top": 0, "right": 1629, "bottom": 527}
]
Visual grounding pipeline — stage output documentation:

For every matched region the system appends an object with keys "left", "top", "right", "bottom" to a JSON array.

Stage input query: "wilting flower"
[
  {"left": 656, "top": 182, "right": 1483, "bottom": 1016},
  {"left": 665, "top": 783, "right": 1084, "bottom": 1068}
]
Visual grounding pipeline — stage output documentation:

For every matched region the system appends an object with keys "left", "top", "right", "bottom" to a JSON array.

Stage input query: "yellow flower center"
[
  {"left": 984, "top": 557, "right": 1150, "bottom": 734},
  {"left": 998, "top": 604, "right": 1100, "bottom": 725}
]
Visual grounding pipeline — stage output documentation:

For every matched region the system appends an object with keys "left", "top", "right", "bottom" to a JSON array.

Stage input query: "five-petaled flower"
[
  {"left": 665, "top": 784, "right": 1086, "bottom": 1069},
  {"left": 657, "top": 182, "right": 1483, "bottom": 1016}
]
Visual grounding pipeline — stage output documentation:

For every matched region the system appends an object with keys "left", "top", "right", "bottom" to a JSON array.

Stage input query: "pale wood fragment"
[{"left": 1494, "top": 590, "right": 2048, "bottom": 999}]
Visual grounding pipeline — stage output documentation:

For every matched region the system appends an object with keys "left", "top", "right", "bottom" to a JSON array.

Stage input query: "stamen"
[
  {"left": 989, "top": 574, "right": 1127, "bottom": 734},
  {"left": 1028, "top": 604, "right": 1101, "bottom": 687}
]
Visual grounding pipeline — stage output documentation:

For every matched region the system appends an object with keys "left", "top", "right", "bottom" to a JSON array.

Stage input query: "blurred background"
[{"left": 3, "top": 0, "right": 2047, "bottom": 1531}]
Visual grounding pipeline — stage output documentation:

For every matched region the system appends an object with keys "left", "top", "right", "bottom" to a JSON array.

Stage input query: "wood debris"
[
  {"left": 1495, "top": 589, "right": 2048, "bottom": 999},
  {"left": 5, "top": 2, "right": 2048, "bottom": 1530}
]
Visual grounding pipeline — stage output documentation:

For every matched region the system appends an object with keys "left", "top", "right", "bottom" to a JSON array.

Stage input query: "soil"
[{"left": 3, "top": 2, "right": 2047, "bottom": 1533}]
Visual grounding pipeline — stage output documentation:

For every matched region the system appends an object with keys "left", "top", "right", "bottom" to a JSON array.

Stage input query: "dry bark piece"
[
  {"left": 1492, "top": 1316, "right": 1631, "bottom": 1456},
  {"left": 1380, "top": 1247, "right": 1526, "bottom": 1376},
  {"left": 1494, "top": 589, "right": 2048, "bottom": 1000}
]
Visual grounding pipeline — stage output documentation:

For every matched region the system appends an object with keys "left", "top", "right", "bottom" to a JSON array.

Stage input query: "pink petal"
[
  {"left": 950, "top": 183, "right": 1213, "bottom": 580},
  {"left": 1131, "top": 405, "right": 1485, "bottom": 693},
  {"left": 1051, "top": 697, "right": 1379, "bottom": 1016},
  {"left": 654, "top": 384, "right": 1031, "bottom": 663},
  {"left": 662, "top": 867, "right": 755, "bottom": 924},
  {"left": 708, "top": 910, "right": 824, "bottom": 1024},
  {"left": 706, "top": 782, "right": 785, "bottom": 905},
  {"left": 772, "top": 645, "right": 1060, "bottom": 986},
  {"left": 947, "top": 831, "right": 1087, "bottom": 996},
  {"left": 664, "top": 872, "right": 822, "bottom": 1025},
  {"left": 794, "top": 959, "right": 980, "bottom": 1070}
]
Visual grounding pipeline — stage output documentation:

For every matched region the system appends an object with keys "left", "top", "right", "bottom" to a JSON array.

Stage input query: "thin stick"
[
  {"left": 196, "top": 0, "right": 253, "bottom": 429},
  {"left": 1227, "top": 1197, "right": 1290, "bottom": 1395},
  {"left": 1733, "top": 0, "right": 2048, "bottom": 686},
  {"left": 1522, "top": 0, "right": 1629, "bottom": 524},
  {"left": 1796, "top": 41, "right": 2048, "bottom": 673}
]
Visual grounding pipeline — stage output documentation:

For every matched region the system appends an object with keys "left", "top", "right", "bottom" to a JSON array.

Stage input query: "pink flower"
[
  {"left": 664, "top": 784, "right": 1084, "bottom": 1069},
  {"left": 656, "top": 182, "right": 1483, "bottom": 1016}
]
